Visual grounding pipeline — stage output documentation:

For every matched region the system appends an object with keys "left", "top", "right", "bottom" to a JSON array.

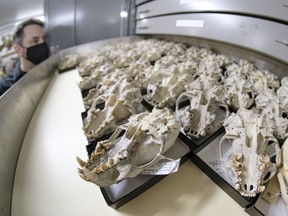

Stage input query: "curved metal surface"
[
  {"left": 0, "top": 54, "right": 58, "bottom": 216},
  {"left": 1, "top": 32, "right": 287, "bottom": 215},
  {"left": 0, "top": 36, "right": 142, "bottom": 216}
]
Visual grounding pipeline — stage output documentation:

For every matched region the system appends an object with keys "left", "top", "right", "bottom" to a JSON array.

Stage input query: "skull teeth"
[
  {"left": 99, "top": 140, "right": 114, "bottom": 150},
  {"left": 76, "top": 156, "right": 86, "bottom": 167},
  {"left": 259, "top": 154, "right": 270, "bottom": 163},
  {"left": 234, "top": 153, "right": 243, "bottom": 161},
  {"left": 118, "top": 149, "right": 129, "bottom": 160},
  {"left": 108, "top": 157, "right": 114, "bottom": 166},
  {"left": 235, "top": 182, "right": 241, "bottom": 190},
  {"left": 83, "top": 167, "right": 99, "bottom": 181},
  {"left": 78, "top": 168, "right": 89, "bottom": 181},
  {"left": 100, "top": 162, "right": 108, "bottom": 171},
  {"left": 93, "top": 167, "right": 102, "bottom": 173},
  {"left": 95, "top": 145, "right": 105, "bottom": 156},
  {"left": 91, "top": 151, "right": 98, "bottom": 160},
  {"left": 258, "top": 185, "right": 265, "bottom": 193}
]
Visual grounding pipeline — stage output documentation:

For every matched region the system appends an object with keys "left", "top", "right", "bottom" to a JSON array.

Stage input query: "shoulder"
[{"left": 0, "top": 60, "right": 26, "bottom": 95}]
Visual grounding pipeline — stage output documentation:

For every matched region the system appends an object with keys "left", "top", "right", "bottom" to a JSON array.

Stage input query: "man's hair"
[{"left": 13, "top": 19, "right": 44, "bottom": 45}]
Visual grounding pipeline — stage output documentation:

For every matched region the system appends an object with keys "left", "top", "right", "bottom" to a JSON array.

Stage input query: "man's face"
[
  {"left": 15, "top": 24, "right": 46, "bottom": 58},
  {"left": 22, "top": 24, "right": 46, "bottom": 48}
]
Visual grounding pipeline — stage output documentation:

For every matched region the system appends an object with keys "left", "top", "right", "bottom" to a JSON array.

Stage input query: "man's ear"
[{"left": 13, "top": 44, "right": 23, "bottom": 56}]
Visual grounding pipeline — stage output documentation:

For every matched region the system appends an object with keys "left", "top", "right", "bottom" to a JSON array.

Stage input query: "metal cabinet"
[{"left": 136, "top": 0, "right": 288, "bottom": 23}]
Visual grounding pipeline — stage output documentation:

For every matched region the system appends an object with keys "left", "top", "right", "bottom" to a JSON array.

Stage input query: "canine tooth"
[
  {"left": 258, "top": 185, "right": 265, "bottom": 193},
  {"left": 78, "top": 168, "right": 89, "bottom": 181},
  {"left": 76, "top": 156, "right": 86, "bottom": 167},
  {"left": 235, "top": 183, "right": 241, "bottom": 190}
]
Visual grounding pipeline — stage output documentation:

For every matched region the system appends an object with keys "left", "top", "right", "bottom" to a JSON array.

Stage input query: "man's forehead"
[{"left": 23, "top": 24, "right": 45, "bottom": 39}]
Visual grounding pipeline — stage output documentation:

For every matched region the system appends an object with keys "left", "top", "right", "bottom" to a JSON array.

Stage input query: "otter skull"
[
  {"left": 176, "top": 80, "right": 229, "bottom": 139},
  {"left": 77, "top": 107, "right": 180, "bottom": 187},
  {"left": 82, "top": 78, "right": 142, "bottom": 140},
  {"left": 255, "top": 88, "right": 288, "bottom": 141},
  {"left": 220, "top": 108, "right": 280, "bottom": 197}
]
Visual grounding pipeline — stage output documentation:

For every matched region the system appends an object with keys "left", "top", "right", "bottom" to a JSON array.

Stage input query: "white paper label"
[
  {"left": 141, "top": 158, "right": 180, "bottom": 175},
  {"left": 207, "top": 159, "right": 225, "bottom": 175},
  {"left": 176, "top": 20, "right": 205, "bottom": 28}
]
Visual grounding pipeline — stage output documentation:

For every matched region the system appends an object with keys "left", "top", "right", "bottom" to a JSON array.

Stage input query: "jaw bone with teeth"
[
  {"left": 82, "top": 78, "right": 142, "bottom": 139},
  {"left": 220, "top": 108, "right": 280, "bottom": 197},
  {"left": 176, "top": 80, "right": 229, "bottom": 139},
  {"left": 77, "top": 107, "right": 180, "bottom": 187}
]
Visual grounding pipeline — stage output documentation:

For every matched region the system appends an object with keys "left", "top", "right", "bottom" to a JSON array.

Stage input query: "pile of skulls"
[{"left": 74, "top": 38, "right": 288, "bottom": 199}]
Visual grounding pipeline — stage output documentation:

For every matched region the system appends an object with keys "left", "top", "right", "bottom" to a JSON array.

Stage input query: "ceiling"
[{"left": 0, "top": 0, "right": 44, "bottom": 29}]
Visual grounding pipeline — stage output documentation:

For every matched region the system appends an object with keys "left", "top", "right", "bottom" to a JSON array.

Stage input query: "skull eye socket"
[{"left": 263, "top": 171, "right": 271, "bottom": 181}]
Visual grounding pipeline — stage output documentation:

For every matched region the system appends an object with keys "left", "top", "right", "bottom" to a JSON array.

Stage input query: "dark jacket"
[{"left": 0, "top": 61, "right": 26, "bottom": 96}]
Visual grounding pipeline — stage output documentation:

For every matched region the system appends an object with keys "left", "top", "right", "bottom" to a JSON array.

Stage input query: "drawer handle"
[
  {"left": 138, "top": 9, "right": 150, "bottom": 14},
  {"left": 138, "top": 26, "right": 149, "bottom": 30},
  {"left": 275, "top": 39, "right": 288, "bottom": 47}
]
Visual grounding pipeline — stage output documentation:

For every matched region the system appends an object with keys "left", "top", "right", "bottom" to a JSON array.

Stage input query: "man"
[{"left": 0, "top": 19, "right": 49, "bottom": 96}]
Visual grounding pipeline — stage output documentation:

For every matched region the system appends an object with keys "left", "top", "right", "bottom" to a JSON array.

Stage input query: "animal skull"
[
  {"left": 277, "top": 77, "right": 288, "bottom": 114},
  {"left": 249, "top": 69, "right": 279, "bottom": 95},
  {"left": 58, "top": 53, "right": 80, "bottom": 71},
  {"left": 82, "top": 78, "right": 142, "bottom": 139},
  {"left": 223, "top": 61, "right": 257, "bottom": 110},
  {"left": 82, "top": 69, "right": 135, "bottom": 109},
  {"left": 277, "top": 138, "right": 288, "bottom": 206},
  {"left": 176, "top": 80, "right": 229, "bottom": 139},
  {"left": 77, "top": 107, "right": 180, "bottom": 187},
  {"left": 146, "top": 64, "right": 194, "bottom": 108},
  {"left": 220, "top": 108, "right": 280, "bottom": 197},
  {"left": 255, "top": 88, "right": 288, "bottom": 140}
]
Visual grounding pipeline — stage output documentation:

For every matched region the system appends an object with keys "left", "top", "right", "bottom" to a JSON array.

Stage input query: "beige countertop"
[{"left": 12, "top": 69, "right": 248, "bottom": 216}]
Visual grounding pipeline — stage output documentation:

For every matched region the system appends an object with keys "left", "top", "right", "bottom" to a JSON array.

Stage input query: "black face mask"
[{"left": 24, "top": 42, "right": 50, "bottom": 65}]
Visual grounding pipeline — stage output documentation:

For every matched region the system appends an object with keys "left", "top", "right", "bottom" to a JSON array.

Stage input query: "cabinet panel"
[{"left": 136, "top": 0, "right": 288, "bottom": 23}]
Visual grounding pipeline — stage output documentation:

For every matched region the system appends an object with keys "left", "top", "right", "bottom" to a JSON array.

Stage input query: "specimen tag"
[{"left": 141, "top": 158, "right": 180, "bottom": 175}]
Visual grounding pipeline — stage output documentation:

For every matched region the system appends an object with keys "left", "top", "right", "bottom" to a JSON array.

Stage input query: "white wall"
[{"left": 0, "top": 0, "right": 44, "bottom": 35}]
